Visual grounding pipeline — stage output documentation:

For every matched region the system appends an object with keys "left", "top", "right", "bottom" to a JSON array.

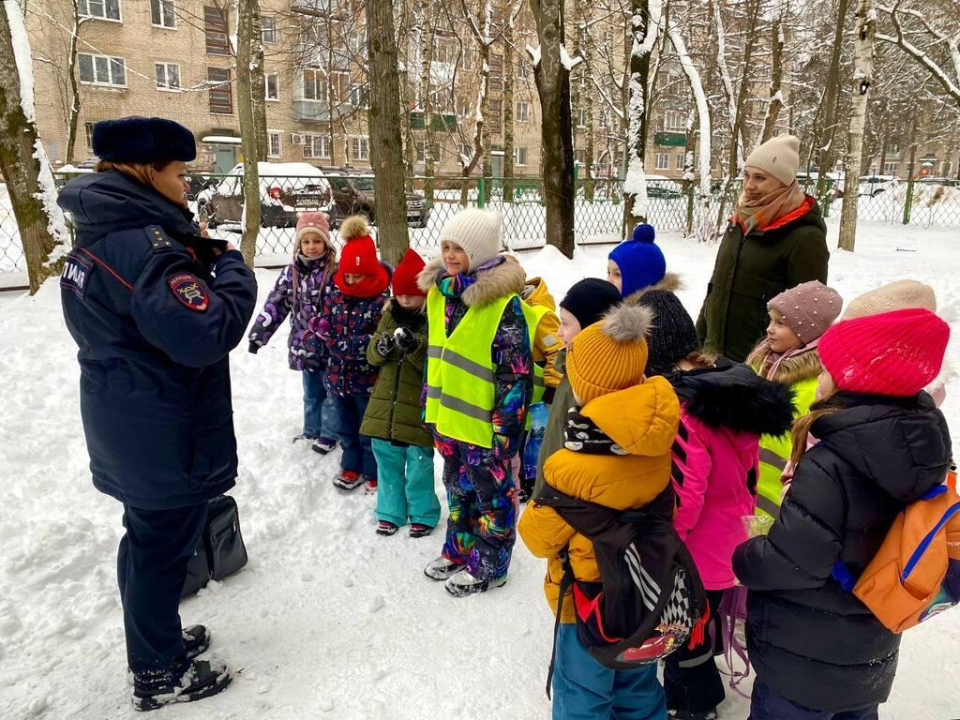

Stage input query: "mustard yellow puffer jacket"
[{"left": 518, "top": 377, "right": 681, "bottom": 622}]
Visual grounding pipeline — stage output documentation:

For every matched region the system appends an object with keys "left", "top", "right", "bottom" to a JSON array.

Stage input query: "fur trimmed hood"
[
  {"left": 665, "top": 360, "right": 796, "bottom": 436},
  {"left": 416, "top": 256, "right": 526, "bottom": 307},
  {"left": 750, "top": 344, "right": 824, "bottom": 386},
  {"left": 623, "top": 272, "right": 683, "bottom": 306}
]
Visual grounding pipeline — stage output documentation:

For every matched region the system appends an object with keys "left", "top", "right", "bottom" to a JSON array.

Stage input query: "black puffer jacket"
[{"left": 732, "top": 392, "right": 952, "bottom": 712}]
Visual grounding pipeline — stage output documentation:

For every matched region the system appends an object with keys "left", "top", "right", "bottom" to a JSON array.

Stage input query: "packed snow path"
[{"left": 1, "top": 224, "right": 958, "bottom": 719}]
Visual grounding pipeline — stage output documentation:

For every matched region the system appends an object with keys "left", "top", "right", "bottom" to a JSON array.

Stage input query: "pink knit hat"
[
  {"left": 819, "top": 308, "right": 950, "bottom": 397},
  {"left": 295, "top": 211, "right": 331, "bottom": 248},
  {"left": 768, "top": 280, "right": 843, "bottom": 344}
]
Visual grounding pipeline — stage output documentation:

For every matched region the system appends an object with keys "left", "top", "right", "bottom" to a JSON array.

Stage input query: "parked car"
[
  {"left": 645, "top": 175, "right": 685, "bottom": 198},
  {"left": 323, "top": 169, "right": 431, "bottom": 228},
  {"left": 199, "top": 162, "right": 335, "bottom": 228}
]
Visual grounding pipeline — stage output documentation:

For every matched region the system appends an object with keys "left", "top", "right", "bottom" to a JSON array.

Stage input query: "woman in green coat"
[
  {"left": 697, "top": 135, "right": 830, "bottom": 363},
  {"left": 360, "top": 250, "right": 440, "bottom": 538}
]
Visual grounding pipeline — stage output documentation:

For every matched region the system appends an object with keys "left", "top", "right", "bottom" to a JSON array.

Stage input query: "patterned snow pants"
[{"left": 439, "top": 445, "right": 517, "bottom": 582}]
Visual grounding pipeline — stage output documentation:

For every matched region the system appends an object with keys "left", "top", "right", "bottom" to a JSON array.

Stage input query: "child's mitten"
[
  {"left": 376, "top": 332, "right": 396, "bottom": 357},
  {"left": 394, "top": 326, "right": 420, "bottom": 354}
]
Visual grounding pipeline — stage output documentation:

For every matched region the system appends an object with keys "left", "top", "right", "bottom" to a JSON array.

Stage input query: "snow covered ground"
[{"left": 1, "top": 220, "right": 958, "bottom": 719}]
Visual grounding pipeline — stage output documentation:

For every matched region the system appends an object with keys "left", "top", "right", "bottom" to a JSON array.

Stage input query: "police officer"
[{"left": 58, "top": 117, "right": 257, "bottom": 711}]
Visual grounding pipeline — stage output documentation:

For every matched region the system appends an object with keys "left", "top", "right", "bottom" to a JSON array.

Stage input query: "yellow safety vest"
[{"left": 425, "top": 287, "right": 537, "bottom": 448}]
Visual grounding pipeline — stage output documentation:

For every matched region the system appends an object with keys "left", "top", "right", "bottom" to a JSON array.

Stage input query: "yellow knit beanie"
[{"left": 566, "top": 304, "right": 653, "bottom": 404}]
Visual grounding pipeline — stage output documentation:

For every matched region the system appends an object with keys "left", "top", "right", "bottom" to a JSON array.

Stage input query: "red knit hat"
[
  {"left": 818, "top": 308, "right": 949, "bottom": 397},
  {"left": 339, "top": 235, "right": 379, "bottom": 276},
  {"left": 392, "top": 248, "right": 426, "bottom": 297}
]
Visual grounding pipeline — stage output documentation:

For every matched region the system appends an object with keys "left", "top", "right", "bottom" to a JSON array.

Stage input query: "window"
[
  {"left": 576, "top": 148, "right": 585, "bottom": 165},
  {"left": 205, "top": 6, "right": 229, "bottom": 55},
  {"left": 599, "top": 110, "right": 610, "bottom": 130},
  {"left": 151, "top": 0, "right": 175, "bottom": 28},
  {"left": 79, "top": 0, "right": 121, "bottom": 21},
  {"left": 662, "top": 110, "right": 685, "bottom": 132},
  {"left": 79, "top": 53, "right": 127, "bottom": 87},
  {"left": 349, "top": 84, "right": 368, "bottom": 108},
  {"left": 207, "top": 67, "right": 232, "bottom": 113},
  {"left": 883, "top": 162, "right": 899, "bottom": 176},
  {"left": 488, "top": 98, "right": 502, "bottom": 134},
  {"left": 515, "top": 147, "right": 527, "bottom": 166},
  {"left": 434, "top": 35, "right": 457, "bottom": 64},
  {"left": 576, "top": 107, "right": 586, "bottom": 129},
  {"left": 303, "top": 134, "right": 330, "bottom": 159},
  {"left": 489, "top": 54, "right": 503, "bottom": 91},
  {"left": 265, "top": 73, "right": 279, "bottom": 101},
  {"left": 302, "top": 69, "right": 326, "bottom": 100},
  {"left": 516, "top": 101, "right": 530, "bottom": 123},
  {"left": 415, "top": 141, "right": 442, "bottom": 162},
  {"left": 655, "top": 152, "right": 669, "bottom": 170},
  {"left": 268, "top": 131, "right": 282, "bottom": 158},
  {"left": 676, "top": 153, "right": 685, "bottom": 170},
  {"left": 888, "top": 140, "right": 901, "bottom": 154},
  {"left": 516, "top": 58, "right": 528, "bottom": 80},
  {"left": 84, "top": 122, "right": 95, "bottom": 149},
  {"left": 261, "top": 16, "right": 276, "bottom": 43},
  {"left": 351, "top": 136, "right": 369, "bottom": 161},
  {"left": 155, "top": 62, "right": 180, "bottom": 91}
]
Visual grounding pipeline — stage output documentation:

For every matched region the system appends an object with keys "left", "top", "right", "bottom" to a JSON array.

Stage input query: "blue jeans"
[
  {"left": 302, "top": 370, "right": 331, "bottom": 439},
  {"left": 328, "top": 392, "right": 376, "bottom": 477},
  {"left": 552, "top": 624, "right": 666, "bottom": 720},
  {"left": 372, "top": 439, "right": 440, "bottom": 526},
  {"left": 750, "top": 679, "right": 879, "bottom": 720}
]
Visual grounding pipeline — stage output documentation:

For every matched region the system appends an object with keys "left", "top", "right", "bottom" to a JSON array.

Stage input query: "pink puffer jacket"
[{"left": 664, "top": 362, "right": 795, "bottom": 590}]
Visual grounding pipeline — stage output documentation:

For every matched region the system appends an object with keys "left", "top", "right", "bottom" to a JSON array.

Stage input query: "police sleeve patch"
[
  {"left": 168, "top": 273, "right": 210, "bottom": 312},
  {"left": 60, "top": 253, "right": 92, "bottom": 298}
]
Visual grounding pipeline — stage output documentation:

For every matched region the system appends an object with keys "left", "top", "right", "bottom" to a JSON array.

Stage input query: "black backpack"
[
  {"left": 535, "top": 482, "right": 709, "bottom": 696},
  {"left": 181, "top": 495, "right": 248, "bottom": 598}
]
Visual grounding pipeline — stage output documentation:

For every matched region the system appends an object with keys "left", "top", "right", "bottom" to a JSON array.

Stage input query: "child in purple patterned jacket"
[{"left": 249, "top": 212, "right": 338, "bottom": 454}]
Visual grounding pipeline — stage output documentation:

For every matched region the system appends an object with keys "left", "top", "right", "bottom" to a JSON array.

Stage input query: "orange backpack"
[{"left": 832, "top": 465, "right": 960, "bottom": 633}]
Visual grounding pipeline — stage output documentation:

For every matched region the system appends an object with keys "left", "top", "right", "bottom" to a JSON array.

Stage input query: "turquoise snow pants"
[{"left": 371, "top": 438, "right": 440, "bottom": 527}]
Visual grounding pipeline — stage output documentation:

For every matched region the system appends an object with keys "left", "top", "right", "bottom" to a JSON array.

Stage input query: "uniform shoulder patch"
[
  {"left": 168, "top": 273, "right": 209, "bottom": 312},
  {"left": 60, "top": 252, "right": 93, "bottom": 298},
  {"left": 146, "top": 225, "right": 174, "bottom": 252}
]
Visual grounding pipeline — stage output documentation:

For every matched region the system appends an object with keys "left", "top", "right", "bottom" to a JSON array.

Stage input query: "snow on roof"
[{"left": 202, "top": 136, "right": 243, "bottom": 144}]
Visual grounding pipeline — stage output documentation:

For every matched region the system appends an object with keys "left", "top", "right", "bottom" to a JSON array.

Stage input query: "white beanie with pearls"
[
  {"left": 439, "top": 208, "right": 503, "bottom": 271},
  {"left": 744, "top": 135, "right": 801, "bottom": 187}
]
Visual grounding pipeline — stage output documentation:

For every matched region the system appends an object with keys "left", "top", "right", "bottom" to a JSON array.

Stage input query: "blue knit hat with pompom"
[{"left": 608, "top": 223, "right": 666, "bottom": 298}]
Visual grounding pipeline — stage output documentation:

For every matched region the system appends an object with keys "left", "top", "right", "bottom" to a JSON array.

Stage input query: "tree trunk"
[
  {"left": 64, "top": 2, "right": 82, "bottom": 163},
  {"left": 837, "top": 0, "right": 876, "bottom": 252},
  {"left": 367, "top": 0, "right": 410, "bottom": 266},
  {"left": 420, "top": 0, "right": 435, "bottom": 201},
  {"left": 0, "top": 0, "right": 67, "bottom": 293},
  {"left": 758, "top": 8, "right": 784, "bottom": 145},
  {"left": 237, "top": 0, "right": 261, "bottom": 267},
  {"left": 815, "top": 0, "right": 850, "bottom": 201},
  {"left": 530, "top": 0, "right": 575, "bottom": 257},
  {"left": 327, "top": 22, "right": 337, "bottom": 166},
  {"left": 502, "top": 0, "right": 515, "bottom": 203},
  {"left": 480, "top": 41, "right": 492, "bottom": 206},
  {"left": 251, "top": 12, "right": 268, "bottom": 161},
  {"left": 622, "top": 0, "right": 660, "bottom": 231},
  {"left": 580, "top": 16, "right": 595, "bottom": 202}
]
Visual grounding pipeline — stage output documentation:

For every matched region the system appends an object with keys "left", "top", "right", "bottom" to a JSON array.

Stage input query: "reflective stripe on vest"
[{"left": 425, "top": 288, "right": 516, "bottom": 448}]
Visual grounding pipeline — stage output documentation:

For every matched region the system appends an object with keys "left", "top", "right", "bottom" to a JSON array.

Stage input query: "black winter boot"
[{"left": 132, "top": 658, "right": 233, "bottom": 712}]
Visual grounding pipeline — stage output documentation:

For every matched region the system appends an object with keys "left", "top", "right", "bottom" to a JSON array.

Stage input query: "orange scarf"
[{"left": 734, "top": 181, "right": 805, "bottom": 235}]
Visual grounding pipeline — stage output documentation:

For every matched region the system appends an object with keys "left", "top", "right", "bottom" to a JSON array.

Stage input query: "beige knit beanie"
[
  {"left": 744, "top": 135, "right": 801, "bottom": 186},
  {"left": 439, "top": 208, "right": 503, "bottom": 272},
  {"left": 841, "top": 280, "right": 937, "bottom": 321}
]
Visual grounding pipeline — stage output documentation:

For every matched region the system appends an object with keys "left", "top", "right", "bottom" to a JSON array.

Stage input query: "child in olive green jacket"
[{"left": 360, "top": 249, "right": 440, "bottom": 538}]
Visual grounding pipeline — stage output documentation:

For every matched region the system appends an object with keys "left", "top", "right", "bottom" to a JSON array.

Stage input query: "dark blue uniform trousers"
[
  {"left": 117, "top": 503, "right": 208, "bottom": 674},
  {"left": 750, "top": 680, "right": 879, "bottom": 720}
]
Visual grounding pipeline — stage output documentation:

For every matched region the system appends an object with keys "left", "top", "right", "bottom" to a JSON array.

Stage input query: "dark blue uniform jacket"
[{"left": 58, "top": 171, "right": 258, "bottom": 510}]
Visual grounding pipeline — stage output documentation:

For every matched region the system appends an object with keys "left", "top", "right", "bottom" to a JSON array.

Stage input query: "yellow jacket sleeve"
[
  {"left": 535, "top": 310, "right": 564, "bottom": 390},
  {"left": 518, "top": 500, "right": 576, "bottom": 558}
]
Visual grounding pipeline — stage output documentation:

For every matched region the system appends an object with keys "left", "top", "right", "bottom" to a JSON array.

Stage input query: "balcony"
[{"left": 294, "top": 99, "right": 357, "bottom": 123}]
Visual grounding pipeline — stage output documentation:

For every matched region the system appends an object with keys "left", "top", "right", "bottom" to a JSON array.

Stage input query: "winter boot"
[
  {"left": 376, "top": 520, "right": 398, "bottom": 536},
  {"left": 409, "top": 523, "right": 433, "bottom": 539},
  {"left": 126, "top": 626, "right": 211, "bottom": 686},
  {"left": 364, "top": 478, "right": 378, "bottom": 494},
  {"left": 444, "top": 568, "right": 507, "bottom": 598},
  {"left": 333, "top": 470, "right": 364, "bottom": 491},
  {"left": 312, "top": 438, "right": 337, "bottom": 455},
  {"left": 668, "top": 710, "right": 718, "bottom": 720},
  {"left": 132, "top": 658, "right": 233, "bottom": 712},
  {"left": 293, "top": 433, "right": 316, "bottom": 444},
  {"left": 424, "top": 556, "right": 463, "bottom": 581}
]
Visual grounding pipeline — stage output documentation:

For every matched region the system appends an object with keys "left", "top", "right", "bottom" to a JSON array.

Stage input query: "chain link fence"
[{"left": 2, "top": 171, "right": 958, "bottom": 284}]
